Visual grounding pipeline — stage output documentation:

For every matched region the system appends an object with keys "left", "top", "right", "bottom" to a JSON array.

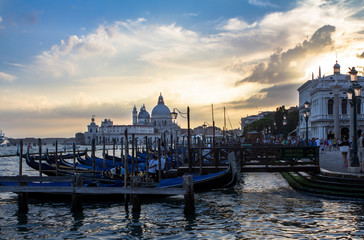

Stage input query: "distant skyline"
[{"left": 1, "top": 0, "right": 364, "bottom": 138}]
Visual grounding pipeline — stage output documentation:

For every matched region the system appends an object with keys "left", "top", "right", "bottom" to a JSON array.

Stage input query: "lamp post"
[
  {"left": 304, "top": 101, "right": 311, "bottom": 146},
  {"left": 202, "top": 122, "right": 209, "bottom": 146},
  {"left": 283, "top": 114, "right": 287, "bottom": 139},
  {"left": 171, "top": 107, "right": 192, "bottom": 173},
  {"left": 347, "top": 67, "right": 362, "bottom": 170}
]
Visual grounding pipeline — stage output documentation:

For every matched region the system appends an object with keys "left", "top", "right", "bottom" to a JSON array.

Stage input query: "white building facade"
[
  {"left": 297, "top": 61, "right": 364, "bottom": 141},
  {"left": 84, "top": 94, "right": 181, "bottom": 144}
]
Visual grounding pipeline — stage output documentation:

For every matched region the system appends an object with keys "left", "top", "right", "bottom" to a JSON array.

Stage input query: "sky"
[{"left": 0, "top": 0, "right": 364, "bottom": 138}]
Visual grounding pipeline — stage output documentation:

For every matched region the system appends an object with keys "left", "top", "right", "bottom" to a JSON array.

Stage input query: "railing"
[{"left": 186, "top": 145, "right": 320, "bottom": 173}]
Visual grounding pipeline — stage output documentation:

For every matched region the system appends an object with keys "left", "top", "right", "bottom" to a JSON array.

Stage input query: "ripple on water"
[{"left": 0, "top": 147, "right": 364, "bottom": 239}]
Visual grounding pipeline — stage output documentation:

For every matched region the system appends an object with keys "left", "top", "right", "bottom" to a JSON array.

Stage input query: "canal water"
[{"left": 0, "top": 145, "right": 364, "bottom": 239}]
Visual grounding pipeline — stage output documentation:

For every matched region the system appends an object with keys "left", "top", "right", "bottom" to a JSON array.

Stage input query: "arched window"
[
  {"left": 328, "top": 99, "right": 334, "bottom": 114},
  {"left": 357, "top": 99, "right": 361, "bottom": 114},
  {"left": 342, "top": 99, "right": 347, "bottom": 114}
]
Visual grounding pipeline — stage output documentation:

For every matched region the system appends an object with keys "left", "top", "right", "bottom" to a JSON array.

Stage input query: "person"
[
  {"left": 333, "top": 138, "right": 337, "bottom": 150},
  {"left": 148, "top": 155, "right": 159, "bottom": 182},
  {"left": 158, "top": 155, "right": 167, "bottom": 178},
  {"left": 338, "top": 137, "right": 350, "bottom": 167},
  {"left": 358, "top": 133, "right": 364, "bottom": 173}
]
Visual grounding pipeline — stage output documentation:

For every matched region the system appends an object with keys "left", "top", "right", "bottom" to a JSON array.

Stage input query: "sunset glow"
[{"left": 0, "top": 0, "right": 363, "bottom": 138}]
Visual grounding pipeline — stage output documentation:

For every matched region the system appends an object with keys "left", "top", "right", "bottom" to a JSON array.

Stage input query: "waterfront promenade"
[{"left": 319, "top": 148, "right": 364, "bottom": 176}]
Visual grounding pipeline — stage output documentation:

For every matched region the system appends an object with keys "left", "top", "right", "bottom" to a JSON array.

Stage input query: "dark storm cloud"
[
  {"left": 227, "top": 83, "right": 299, "bottom": 109},
  {"left": 235, "top": 25, "right": 336, "bottom": 86}
]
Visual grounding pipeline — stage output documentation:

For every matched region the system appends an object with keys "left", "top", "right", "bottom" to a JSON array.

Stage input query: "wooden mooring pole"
[
  {"left": 183, "top": 175, "right": 195, "bottom": 215},
  {"left": 38, "top": 138, "right": 42, "bottom": 177},
  {"left": 131, "top": 176, "right": 142, "bottom": 213},
  {"left": 92, "top": 138, "right": 96, "bottom": 175},
  {"left": 18, "top": 140, "right": 23, "bottom": 176},
  {"left": 71, "top": 175, "right": 83, "bottom": 212},
  {"left": 124, "top": 129, "right": 129, "bottom": 213},
  {"left": 17, "top": 174, "right": 28, "bottom": 213},
  {"left": 145, "top": 136, "right": 149, "bottom": 182}
]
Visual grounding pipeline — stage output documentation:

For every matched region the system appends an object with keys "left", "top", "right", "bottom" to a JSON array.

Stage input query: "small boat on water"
[
  {"left": 156, "top": 152, "right": 240, "bottom": 191},
  {"left": 0, "top": 130, "right": 9, "bottom": 146}
]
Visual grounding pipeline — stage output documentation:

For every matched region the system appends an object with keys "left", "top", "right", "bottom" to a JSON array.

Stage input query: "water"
[{"left": 1, "top": 145, "right": 364, "bottom": 239}]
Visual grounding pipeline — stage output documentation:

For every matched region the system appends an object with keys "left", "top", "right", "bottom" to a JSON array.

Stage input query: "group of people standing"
[{"left": 338, "top": 134, "right": 364, "bottom": 172}]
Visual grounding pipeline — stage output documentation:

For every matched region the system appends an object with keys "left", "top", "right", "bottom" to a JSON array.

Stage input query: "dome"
[
  {"left": 333, "top": 60, "right": 340, "bottom": 74},
  {"left": 138, "top": 104, "right": 150, "bottom": 119},
  {"left": 151, "top": 94, "right": 171, "bottom": 118},
  {"left": 334, "top": 61, "right": 340, "bottom": 69}
]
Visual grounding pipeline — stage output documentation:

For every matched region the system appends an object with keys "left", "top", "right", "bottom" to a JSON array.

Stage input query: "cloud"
[
  {"left": 219, "top": 18, "right": 252, "bottom": 31},
  {"left": 0, "top": 72, "right": 16, "bottom": 82},
  {"left": 357, "top": 51, "right": 364, "bottom": 59},
  {"left": 226, "top": 83, "right": 299, "bottom": 110},
  {"left": 234, "top": 25, "right": 336, "bottom": 86},
  {"left": 4, "top": 0, "right": 364, "bottom": 137},
  {"left": 248, "top": 0, "right": 278, "bottom": 8}
]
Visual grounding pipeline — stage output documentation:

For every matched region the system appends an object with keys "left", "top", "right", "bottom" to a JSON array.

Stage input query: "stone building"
[
  {"left": 297, "top": 61, "right": 364, "bottom": 141},
  {"left": 84, "top": 94, "right": 181, "bottom": 144}
]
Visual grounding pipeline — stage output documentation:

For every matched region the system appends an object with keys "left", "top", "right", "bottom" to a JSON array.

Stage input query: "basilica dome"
[
  {"left": 138, "top": 104, "right": 150, "bottom": 119},
  {"left": 333, "top": 60, "right": 340, "bottom": 74},
  {"left": 151, "top": 94, "right": 171, "bottom": 118}
]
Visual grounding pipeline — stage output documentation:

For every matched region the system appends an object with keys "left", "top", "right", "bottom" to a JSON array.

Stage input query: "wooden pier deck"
[{"left": 0, "top": 175, "right": 195, "bottom": 215}]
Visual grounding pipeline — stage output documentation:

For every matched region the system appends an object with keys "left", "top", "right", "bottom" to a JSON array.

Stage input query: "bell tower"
[{"left": 132, "top": 105, "right": 138, "bottom": 124}]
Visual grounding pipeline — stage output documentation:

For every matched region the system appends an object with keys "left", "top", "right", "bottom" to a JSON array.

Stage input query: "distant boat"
[{"left": 0, "top": 130, "right": 9, "bottom": 146}]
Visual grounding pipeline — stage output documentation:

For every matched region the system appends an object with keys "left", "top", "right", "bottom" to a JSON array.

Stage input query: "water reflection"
[
  {"left": 129, "top": 211, "right": 143, "bottom": 237},
  {"left": 71, "top": 211, "right": 85, "bottom": 232},
  {"left": 16, "top": 212, "right": 28, "bottom": 232}
]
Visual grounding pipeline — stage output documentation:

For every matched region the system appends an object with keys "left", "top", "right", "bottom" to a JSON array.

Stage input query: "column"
[{"left": 331, "top": 85, "right": 341, "bottom": 139}]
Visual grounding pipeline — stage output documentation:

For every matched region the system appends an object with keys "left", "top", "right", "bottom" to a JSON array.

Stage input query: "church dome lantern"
[{"left": 333, "top": 61, "right": 340, "bottom": 75}]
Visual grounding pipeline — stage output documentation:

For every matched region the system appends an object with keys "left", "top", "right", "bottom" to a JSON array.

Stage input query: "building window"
[
  {"left": 342, "top": 99, "right": 347, "bottom": 114},
  {"left": 357, "top": 99, "right": 361, "bottom": 114},
  {"left": 328, "top": 99, "right": 334, "bottom": 114}
]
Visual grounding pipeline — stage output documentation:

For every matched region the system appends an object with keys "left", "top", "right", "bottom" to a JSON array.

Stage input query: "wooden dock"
[{"left": 0, "top": 175, "right": 195, "bottom": 215}]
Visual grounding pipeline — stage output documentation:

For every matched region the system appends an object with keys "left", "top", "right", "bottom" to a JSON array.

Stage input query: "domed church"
[
  {"left": 133, "top": 93, "right": 181, "bottom": 138},
  {"left": 84, "top": 93, "right": 181, "bottom": 145}
]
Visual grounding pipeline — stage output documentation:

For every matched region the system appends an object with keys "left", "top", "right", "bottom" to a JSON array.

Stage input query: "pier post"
[
  {"left": 112, "top": 138, "right": 116, "bottom": 166},
  {"left": 55, "top": 140, "right": 58, "bottom": 176},
  {"left": 198, "top": 138, "right": 202, "bottom": 175},
  {"left": 73, "top": 143, "right": 76, "bottom": 172},
  {"left": 131, "top": 176, "right": 142, "bottom": 213},
  {"left": 124, "top": 130, "right": 129, "bottom": 185},
  {"left": 124, "top": 130, "right": 129, "bottom": 213},
  {"left": 145, "top": 136, "right": 149, "bottom": 182},
  {"left": 103, "top": 137, "right": 106, "bottom": 168},
  {"left": 132, "top": 134, "right": 135, "bottom": 176},
  {"left": 158, "top": 138, "right": 162, "bottom": 182},
  {"left": 183, "top": 175, "right": 195, "bottom": 215},
  {"left": 18, "top": 140, "right": 23, "bottom": 175},
  {"left": 17, "top": 180, "right": 28, "bottom": 213},
  {"left": 176, "top": 137, "right": 179, "bottom": 168},
  {"left": 92, "top": 138, "right": 96, "bottom": 175},
  {"left": 38, "top": 138, "right": 42, "bottom": 177},
  {"left": 71, "top": 175, "right": 83, "bottom": 212}
]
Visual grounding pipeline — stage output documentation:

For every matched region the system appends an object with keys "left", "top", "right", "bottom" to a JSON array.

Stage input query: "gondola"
[
  {"left": 154, "top": 152, "right": 239, "bottom": 191},
  {"left": 157, "top": 165, "right": 238, "bottom": 191},
  {"left": 24, "top": 152, "right": 61, "bottom": 176},
  {"left": 79, "top": 154, "right": 146, "bottom": 172}
]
